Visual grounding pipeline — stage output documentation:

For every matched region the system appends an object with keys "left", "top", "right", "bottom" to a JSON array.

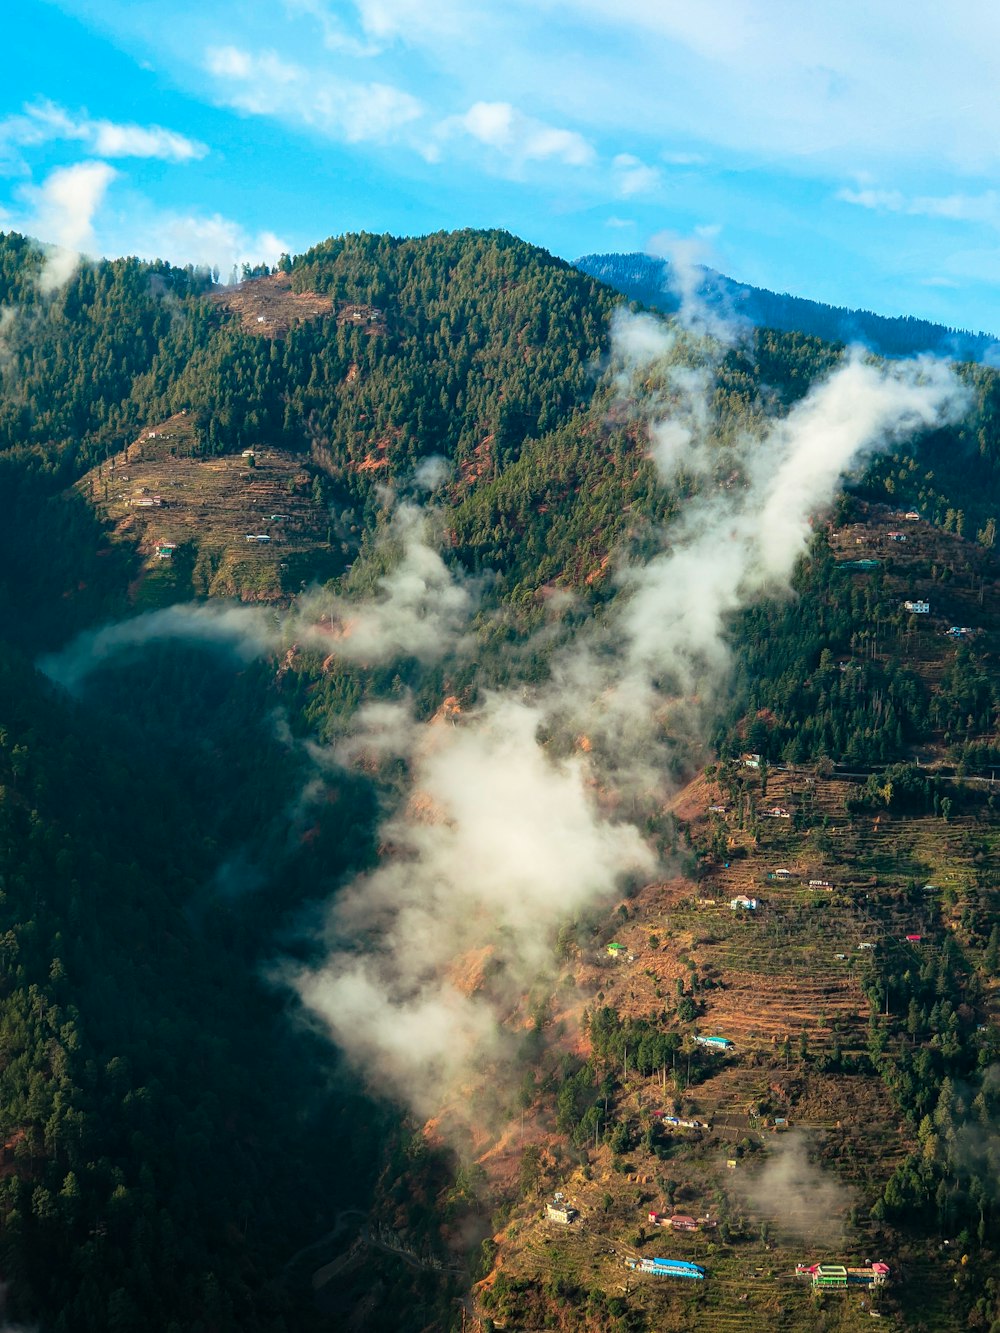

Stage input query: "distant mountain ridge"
[{"left": 575, "top": 250, "right": 999, "bottom": 363}]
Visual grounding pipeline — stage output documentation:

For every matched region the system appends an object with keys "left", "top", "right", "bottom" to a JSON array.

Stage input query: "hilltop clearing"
[{"left": 208, "top": 270, "right": 335, "bottom": 337}]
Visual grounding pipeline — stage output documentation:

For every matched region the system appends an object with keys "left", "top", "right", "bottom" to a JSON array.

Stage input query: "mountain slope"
[{"left": 0, "top": 227, "right": 1000, "bottom": 1332}]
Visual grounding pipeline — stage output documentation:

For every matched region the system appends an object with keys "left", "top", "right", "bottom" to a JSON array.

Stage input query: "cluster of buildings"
[
  {"left": 652, "top": 1111, "right": 710, "bottom": 1128},
  {"left": 624, "top": 1257, "right": 889, "bottom": 1290}
]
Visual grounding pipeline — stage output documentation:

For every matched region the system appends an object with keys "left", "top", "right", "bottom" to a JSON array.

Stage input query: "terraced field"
[
  {"left": 482, "top": 496, "right": 1000, "bottom": 1329},
  {"left": 77, "top": 416, "right": 344, "bottom": 601}
]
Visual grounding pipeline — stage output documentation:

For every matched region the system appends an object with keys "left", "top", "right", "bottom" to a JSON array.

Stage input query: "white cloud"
[
  {"left": 588, "top": 318, "right": 971, "bottom": 744},
  {"left": 298, "top": 502, "right": 475, "bottom": 663},
  {"left": 0, "top": 100, "right": 207, "bottom": 163},
  {"left": 293, "top": 693, "right": 654, "bottom": 1117},
  {"left": 206, "top": 46, "right": 266, "bottom": 81},
  {"left": 39, "top": 603, "right": 275, "bottom": 694},
  {"left": 612, "top": 152, "right": 661, "bottom": 198},
  {"left": 605, "top": 215, "right": 635, "bottom": 228},
  {"left": 913, "top": 193, "right": 1000, "bottom": 224},
  {"left": 22, "top": 160, "right": 118, "bottom": 293},
  {"left": 5, "top": 144, "right": 285, "bottom": 292},
  {"left": 351, "top": 0, "right": 476, "bottom": 44},
  {"left": 661, "top": 150, "right": 706, "bottom": 166},
  {"left": 282, "top": 0, "right": 382, "bottom": 56},
  {"left": 438, "top": 0, "right": 1000, "bottom": 179},
  {"left": 927, "top": 246, "right": 1000, "bottom": 289},
  {"left": 646, "top": 227, "right": 735, "bottom": 341},
  {"left": 453, "top": 101, "right": 595, "bottom": 169},
  {"left": 122, "top": 210, "right": 289, "bottom": 274},
  {"left": 838, "top": 186, "right": 1000, "bottom": 227},
  {"left": 90, "top": 120, "right": 204, "bottom": 161},
  {"left": 205, "top": 44, "right": 424, "bottom": 144},
  {"left": 836, "top": 187, "right": 907, "bottom": 212}
]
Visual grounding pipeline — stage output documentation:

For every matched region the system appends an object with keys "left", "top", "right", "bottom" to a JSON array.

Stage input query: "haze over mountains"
[{"left": 576, "top": 251, "right": 1000, "bottom": 364}]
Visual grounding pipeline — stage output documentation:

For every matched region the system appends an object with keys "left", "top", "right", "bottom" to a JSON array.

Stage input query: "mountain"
[
  {"left": 0, "top": 226, "right": 999, "bottom": 1332},
  {"left": 575, "top": 250, "right": 1000, "bottom": 363}
]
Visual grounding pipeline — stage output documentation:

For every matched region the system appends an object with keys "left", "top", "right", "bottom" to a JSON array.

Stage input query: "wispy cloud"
[
  {"left": 543, "top": 0, "right": 1000, "bottom": 171},
  {"left": 281, "top": 0, "right": 381, "bottom": 56},
  {"left": 646, "top": 226, "right": 735, "bottom": 341},
  {"left": 7, "top": 157, "right": 286, "bottom": 288},
  {"left": 292, "top": 693, "right": 655, "bottom": 1119},
  {"left": 41, "top": 502, "right": 471, "bottom": 694},
  {"left": 39, "top": 603, "right": 274, "bottom": 694},
  {"left": 838, "top": 185, "right": 1000, "bottom": 227},
  {"left": 450, "top": 101, "right": 595, "bottom": 170},
  {"left": 205, "top": 45, "right": 424, "bottom": 144},
  {"left": 121, "top": 210, "right": 289, "bottom": 274},
  {"left": 297, "top": 502, "right": 476, "bottom": 664},
  {"left": 0, "top": 100, "right": 207, "bottom": 163},
  {"left": 612, "top": 152, "right": 661, "bottom": 198},
  {"left": 836, "top": 186, "right": 907, "bottom": 212},
  {"left": 21, "top": 160, "right": 118, "bottom": 293},
  {"left": 284, "top": 0, "right": 477, "bottom": 50},
  {"left": 661, "top": 149, "right": 706, "bottom": 166},
  {"left": 351, "top": 0, "right": 478, "bottom": 45}
]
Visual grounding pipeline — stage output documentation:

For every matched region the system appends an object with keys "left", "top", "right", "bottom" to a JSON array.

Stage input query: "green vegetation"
[{"left": 1, "top": 223, "right": 1000, "bottom": 1330}]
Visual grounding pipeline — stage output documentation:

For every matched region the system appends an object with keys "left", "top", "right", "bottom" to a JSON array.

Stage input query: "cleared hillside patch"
[{"left": 77, "top": 416, "right": 343, "bottom": 601}]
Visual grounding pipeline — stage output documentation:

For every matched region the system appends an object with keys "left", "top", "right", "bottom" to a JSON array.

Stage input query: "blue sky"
[{"left": 5, "top": 0, "right": 1000, "bottom": 333}]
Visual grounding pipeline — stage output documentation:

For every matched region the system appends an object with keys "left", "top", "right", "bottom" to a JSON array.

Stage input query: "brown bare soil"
[
  {"left": 668, "top": 771, "right": 726, "bottom": 822},
  {"left": 77, "top": 418, "right": 336, "bottom": 600},
  {"left": 208, "top": 272, "right": 334, "bottom": 337},
  {"left": 456, "top": 435, "right": 495, "bottom": 493}
]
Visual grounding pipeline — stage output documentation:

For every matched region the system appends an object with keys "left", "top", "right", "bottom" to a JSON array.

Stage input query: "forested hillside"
[
  {"left": 0, "top": 225, "right": 1000, "bottom": 1331},
  {"left": 0, "top": 226, "right": 622, "bottom": 1331}
]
